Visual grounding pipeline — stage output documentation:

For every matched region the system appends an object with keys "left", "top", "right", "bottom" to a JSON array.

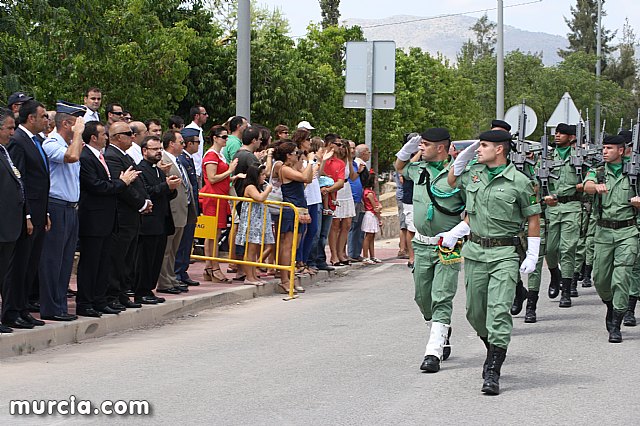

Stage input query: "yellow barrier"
[{"left": 192, "top": 193, "right": 301, "bottom": 300}]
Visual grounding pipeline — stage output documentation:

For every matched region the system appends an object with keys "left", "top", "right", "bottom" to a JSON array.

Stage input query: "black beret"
[
  {"left": 555, "top": 123, "right": 575, "bottom": 135},
  {"left": 603, "top": 135, "right": 625, "bottom": 146},
  {"left": 56, "top": 100, "right": 86, "bottom": 117},
  {"left": 568, "top": 125, "right": 577, "bottom": 136},
  {"left": 491, "top": 119, "right": 511, "bottom": 132},
  {"left": 478, "top": 130, "right": 512, "bottom": 143},
  {"left": 618, "top": 130, "right": 633, "bottom": 144},
  {"left": 421, "top": 127, "right": 450, "bottom": 142}
]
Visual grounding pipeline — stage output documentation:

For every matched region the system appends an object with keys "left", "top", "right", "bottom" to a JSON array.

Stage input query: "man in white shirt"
[
  {"left": 185, "top": 105, "right": 208, "bottom": 178},
  {"left": 82, "top": 87, "right": 101, "bottom": 123},
  {"left": 126, "top": 121, "right": 147, "bottom": 164}
]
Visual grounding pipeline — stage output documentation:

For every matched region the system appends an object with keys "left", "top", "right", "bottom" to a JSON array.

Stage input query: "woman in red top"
[{"left": 201, "top": 125, "right": 239, "bottom": 282}]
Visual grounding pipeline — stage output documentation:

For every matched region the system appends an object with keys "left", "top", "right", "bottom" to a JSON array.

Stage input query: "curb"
[{"left": 0, "top": 268, "right": 343, "bottom": 358}]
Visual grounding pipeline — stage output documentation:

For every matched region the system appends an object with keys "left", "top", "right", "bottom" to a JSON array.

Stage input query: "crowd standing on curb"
[{"left": 0, "top": 88, "right": 380, "bottom": 332}]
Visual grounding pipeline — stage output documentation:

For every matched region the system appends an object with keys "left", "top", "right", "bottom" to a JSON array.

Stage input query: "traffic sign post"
[{"left": 344, "top": 41, "right": 396, "bottom": 168}]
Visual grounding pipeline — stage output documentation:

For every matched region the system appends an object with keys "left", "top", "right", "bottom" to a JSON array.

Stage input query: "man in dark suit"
[
  {"left": 174, "top": 127, "right": 201, "bottom": 286},
  {"left": 104, "top": 121, "right": 152, "bottom": 310},
  {"left": 135, "top": 135, "right": 181, "bottom": 304},
  {"left": 3, "top": 100, "right": 50, "bottom": 329},
  {"left": 76, "top": 121, "right": 140, "bottom": 317},
  {"left": 0, "top": 109, "right": 24, "bottom": 333}
]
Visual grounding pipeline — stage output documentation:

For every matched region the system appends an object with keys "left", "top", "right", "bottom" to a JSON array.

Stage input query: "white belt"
[{"left": 414, "top": 233, "right": 440, "bottom": 245}]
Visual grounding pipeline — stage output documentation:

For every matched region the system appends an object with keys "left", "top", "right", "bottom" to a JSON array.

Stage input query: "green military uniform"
[
  {"left": 545, "top": 144, "right": 583, "bottom": 305},
  {"left": 522, "top": 163, "right": 547, "bottom": 293},
  {"left": 404, "top": 160, "right": 465, "bottom": 324},
  {"left": 585, "top": 164, "right": 638, "bottom": 310},
  {"left": 457, "top": 163, "right": 541, "bottom": 349}
]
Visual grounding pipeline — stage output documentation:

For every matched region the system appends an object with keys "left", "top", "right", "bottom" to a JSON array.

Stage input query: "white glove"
[
  {"left": 396, "top": 134, "right": 422, "bottom": 161},
  {"left": 437, "top": 221, "right": 470, "bottom": 249},
  {"left": 519, "top": 237, "right": 541, "bottom": 274},
  {"left": 452, "top": 140, "right": 480, "bottom": 176}
]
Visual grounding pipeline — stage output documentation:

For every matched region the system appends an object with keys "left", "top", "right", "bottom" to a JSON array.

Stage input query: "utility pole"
[
  {"left": 595, "top": 0, "right": 602, "bottom": 142},
  {"left": 496, "top": 0, "right": 504, "bottom": 119},
  {"left": 236, "top": 0, "right": 251, "bottom": 122}
]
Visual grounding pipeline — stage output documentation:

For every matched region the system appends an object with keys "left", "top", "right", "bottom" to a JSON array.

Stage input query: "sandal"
[
  {"left": 245, "top": 280, "right": 266, "bottom": 286},
  {"left": 233, "top": 274, "right": 246, "bottom": 282},
  {"left": 227, "top": 266, "right": 238, "bottom": 274},
  {"left": 211, "top": 268, "right": 231, "bottom": 283},
  {"left": 294, "top": 284, "right": 305, "bottom": 293},
  {"left": 277, "top": 283, "right": 291, "bottom": 294},
  {"left": 203, "top": 267, "right": 214, "bottom": 281}
]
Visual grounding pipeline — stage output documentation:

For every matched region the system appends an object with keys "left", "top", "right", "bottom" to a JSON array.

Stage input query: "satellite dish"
[{"left": 503, "top": 104, "right": 538, "bottom": 138}]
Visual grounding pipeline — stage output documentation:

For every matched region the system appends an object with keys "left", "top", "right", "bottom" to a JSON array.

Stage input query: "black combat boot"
[
  {"left": 481, "top": 344, "right": 507, "bottom": 395},
  {"left": 604, "top": 300, "right": 614, "bottom": 332},
  {"left": 623, "top": 296, "right": 637, "bottom": 327},
  {"left": 524, "top": 291, "right": 539, "bottom": 323},
  {"left": 548, "top": 267, "right": 561, "bottom": 299},
  {"left": 559, "top": 278, "right": 572, "bottom": 308},
  {"left": 609, "top": 310, "right": 625, "bottom": 343},
  {"left": 578, "top": 262, "right": 586, "bottom": 282},
  {"left": 510, "top": 280, "right": 528, "bottom": 316},
  {"left": 570, "top": 272, "right": 580, "bottom": 297},
  {"left": 442, "top": 326, "right": 452, "bottom": 361},
  {"left": 480, "top": 336, "right": 490, "bottom": 379},
  {"left": 581, "top": 264, "right": 593, "bottom": 287}
]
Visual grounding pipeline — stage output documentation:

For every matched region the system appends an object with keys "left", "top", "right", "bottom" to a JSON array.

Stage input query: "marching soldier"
[
  {"left": 443, "top": 130, "right": 541, "bottom": 395},
  {"left": 544, "top": 123, "right": 583, "bottom": 307},
  {"left": 620, "top": 129, "right": 638, "bottom": 326},
  {"left": 584, "top": 134, "right": 639, "bottom": 343},
  {"left": 394, "top": 128, "right": 465, "bottom": 373}
]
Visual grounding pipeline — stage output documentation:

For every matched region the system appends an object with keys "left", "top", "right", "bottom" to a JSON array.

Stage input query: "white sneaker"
[
  {"left": 371, "top": 257, "right": 382, "bottom": 263},
  {"left": 362, "top": 258, "right": 375, "bottom": 265}
]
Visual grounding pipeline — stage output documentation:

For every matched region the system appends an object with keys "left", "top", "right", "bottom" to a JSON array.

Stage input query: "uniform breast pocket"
[
  {"left": 488, "top": 191, "right": 516, "bottom": 220},
  {"left": 465, "top": 186, "right": 480, "bottom": 214}
]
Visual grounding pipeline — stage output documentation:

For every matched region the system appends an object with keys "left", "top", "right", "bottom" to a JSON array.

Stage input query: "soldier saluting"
[
  {"left": 442, "top": 130, "right": 541, "bottom": 395},
  {"left": 583, "top": 134, "right": 640, "bottom": 343}
]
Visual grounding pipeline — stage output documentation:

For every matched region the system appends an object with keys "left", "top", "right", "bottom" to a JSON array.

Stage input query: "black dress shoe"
[
  {"left": 121, "top": 299, "right": 142, "bottom": 309},
  {"left": 177, "top": 284, "right": 189, "bottom": 292},
  {"left": 125, "top": 290, "right": 135, "bottom": 297},
  {"left": 22, "top": 313, "right": 45, "bottom": 326},
  {"left": 3, "top": 317, "right": 35, "bottom": 329},
  {"left": 157, "top": 287, "right": 181, "bottom": 295},
  {"left": 317, "top": 265, "right": 335, "bottom": 271},
  {"left": 154, "top": 296, "right": 166, "bottom": 303},
  {"left": 134, "top": 296, "right": 158, "bottom": 305},
  {"left": 180, "top": 277, "right": 200, "bottom": 286},
  {"left": 76, "top": 308, "right": 102, "bottom": 318},
  {"left": 0, "top": 324, "right": 13, "bottom": 333},
  {"left": 108, "top": 302, "right": 127, "bottom": 311},
  {"left": 27, "top": 302, "right": 40, "bottom": 313},
  {"left": 97, "top": 306, "right": 121, "bottom": 315},
  {"left": 41, "top": 314, "right": 77, "bottom": 322},
  {"left": 67, "top": 288, "right": 77, "bottom": 297}
]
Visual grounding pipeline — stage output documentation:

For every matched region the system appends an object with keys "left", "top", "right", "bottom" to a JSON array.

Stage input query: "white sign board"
[
  {"left": 345, "top": 41, "right": 396, "bottom": 94},
  {"left": 343, "top": 94, "right": 396, "bottom": 110},
  {"left": 547, "top": 92, "right": 582, "bottom": 127}
]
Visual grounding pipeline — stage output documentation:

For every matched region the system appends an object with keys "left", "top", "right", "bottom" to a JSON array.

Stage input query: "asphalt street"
[{"left": 0, "top": 262, "right": 638, "bottom": 425}]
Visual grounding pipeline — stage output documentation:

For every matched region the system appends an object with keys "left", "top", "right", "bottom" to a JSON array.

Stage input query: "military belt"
[
  {"left": 469, "top": 233, "right": 520, "bottom": 248},
  {"left": 596, "top": 219, "right": 636, "bottom": 230},
  {"left": 414, "top": 233, "right": 441, "bottom": 245},
  {"left": 556, "top": 194, "right": 582, "bottom": 203}
]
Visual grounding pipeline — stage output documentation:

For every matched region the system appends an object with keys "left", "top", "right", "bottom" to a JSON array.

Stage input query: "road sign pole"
[{"left": 365, "top": 42, "right": 374, "bottom": 170}]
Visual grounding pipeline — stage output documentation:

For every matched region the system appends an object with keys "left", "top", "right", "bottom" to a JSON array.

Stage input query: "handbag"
[{"left": 267, "top": 161, "right": 283, "bottom": 216}]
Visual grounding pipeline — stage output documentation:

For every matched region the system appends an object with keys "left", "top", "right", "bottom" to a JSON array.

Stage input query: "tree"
[
  {"left": 558, "top": 0, "right": 616, "bottom": 70},
  {"left": 319, "top": 0, "right": 340, "bottom": 29},
  {"left": 457, "top": 14, "right": 496, "bottom": 66},
  {"left": 605, "top": 18, "right": 638, "bottom": 91}
]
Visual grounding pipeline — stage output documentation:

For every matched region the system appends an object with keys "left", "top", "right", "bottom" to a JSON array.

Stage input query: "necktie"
[
  {"left": 99, "top": 152, "right": 111, "bottom": 178},
  {"left": 1, "top": 144, "right": 25, "bottom": 201},
  {"left": 32, "top": 136, "right": 47, "bottom": 167},
  {"left": 178, "top": 163, "right": 192, "bottom": 203}
]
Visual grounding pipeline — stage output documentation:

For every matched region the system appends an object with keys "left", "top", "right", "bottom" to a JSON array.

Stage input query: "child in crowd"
[
  {"left": 235, "top": 165, "right": 275, "bottom": 285},
  {"left": 318, "top": 175, "right": 335, "bottom": 215},
  {"left": 361, "top": 172, "right": 383, "bottom": 265}
]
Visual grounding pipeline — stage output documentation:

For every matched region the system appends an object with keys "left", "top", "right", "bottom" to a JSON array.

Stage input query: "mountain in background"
[{"left": 343, "top": 15, "right": 569, "bottom": 66}]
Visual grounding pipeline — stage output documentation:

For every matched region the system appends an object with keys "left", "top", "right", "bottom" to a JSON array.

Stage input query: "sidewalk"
[{"left": 0, "top": 238, "right": 404, "bottom": 358}]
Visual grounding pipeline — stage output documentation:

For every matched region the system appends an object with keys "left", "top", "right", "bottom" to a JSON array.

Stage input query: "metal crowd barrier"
[{"left": 192, "top": 193, "right": 301, "bottom": 300}]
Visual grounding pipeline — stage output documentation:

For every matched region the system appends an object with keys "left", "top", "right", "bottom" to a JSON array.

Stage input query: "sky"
[{"left": 256, "top": 0, "right": 640, "bottom": 41}]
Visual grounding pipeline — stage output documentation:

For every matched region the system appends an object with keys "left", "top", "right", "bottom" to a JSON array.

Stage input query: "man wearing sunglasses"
[
  {"left": 185, "top": 105, "right": 208, "bottom": 179},
  {"left": 105, "top": 103, "right": 124, "bottom": 137}
]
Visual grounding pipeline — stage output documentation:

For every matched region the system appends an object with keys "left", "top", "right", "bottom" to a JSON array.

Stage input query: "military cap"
[
  {"left": 7, "top": 92, "right": 33, "bottom": 107},
  {"left": 478, "top": 130, "right": 512, "bottom": 143},
  {"left": 491, "top": 119, "right": 511, "bottom": 132},
  {"left": 555, "top": 123, "right": 575, "bottom": 135},
  {"left": 568, "top": 125, "right": 577, "bottom": 136},
  {"left": 602, "top": 135, "right": 625, "bottom": 146},
  {"left": 618, "top": 130, "right": 633, "bottom": 145},
  {"left": 421, "top": 127, "right": 450, "bottom": 142},
  {"left": 56, "top": 100, "right": 86, "bottom": 117},
  {"left": 181, "top": 127, "right": 200, "bottom": 139}
]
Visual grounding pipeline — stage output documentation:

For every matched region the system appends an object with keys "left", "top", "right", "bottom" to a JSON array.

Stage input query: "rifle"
[
  {"left": 510, "top": 100, "right": 537, "bottom": 172},
  {"left": 536, "top": 122, "right": 562, "bottom": 196},
  {"left": 618, "top": 118, "right": 625, "bottom": 134},
  {"left": 623, "top": 109, "right": 640, "bottom": 199}
]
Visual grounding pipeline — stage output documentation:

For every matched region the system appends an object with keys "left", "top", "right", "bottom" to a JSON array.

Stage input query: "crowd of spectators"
[{"left": 0, "top": 88, "right": 382, "bottom": 333}]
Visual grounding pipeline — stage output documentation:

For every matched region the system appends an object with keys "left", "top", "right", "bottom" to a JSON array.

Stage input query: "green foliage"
[{"left": 319, "top": 0, "right": 341, "bottom": 29}]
